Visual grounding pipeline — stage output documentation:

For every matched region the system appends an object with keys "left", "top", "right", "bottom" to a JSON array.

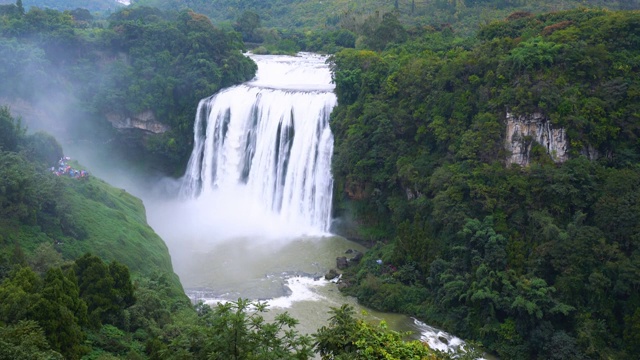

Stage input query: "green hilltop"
[
  {"left": 0, "top": 0, "right": 124, "bottom": 13},
  {"left": 133, "top": 0, "right": 639, "bottom": 32}
]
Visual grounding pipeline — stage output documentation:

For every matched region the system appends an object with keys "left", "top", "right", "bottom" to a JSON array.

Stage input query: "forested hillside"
[
  {"left": 0, "top": 4, "right": 256, "bottom": 174},
  {"left": 329, "top": 8, "right": 640, "bottom": 359},
  {"left": 133, "top": 0, "right": 639, "bottom": 33},
  {"left": 127, "top": 0, "right": 640, "bottom": 57},
  {"left": 0, "top": 106, "right": 188, "bottom": 358},
  {"left": 0, "top": 0, "right": 124, "bottom": 14}
]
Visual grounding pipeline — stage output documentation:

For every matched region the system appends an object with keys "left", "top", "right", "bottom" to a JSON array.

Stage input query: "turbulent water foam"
[
  {"left": 192, "top": 276, "right": 329, "bottom": 309},
  {"left": 180, "top": 53, "right": 336, "bottom": 235}
]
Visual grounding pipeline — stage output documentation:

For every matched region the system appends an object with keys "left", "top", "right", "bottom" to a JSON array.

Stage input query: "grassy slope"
[
  {"left": 3, "top": 161, "right": 185, "bottom": 299},
  {"left": 64, "top": 178, "right": 174, "bottom": 273}
]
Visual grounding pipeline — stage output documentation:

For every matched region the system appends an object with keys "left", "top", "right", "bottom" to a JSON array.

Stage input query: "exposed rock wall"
[
  {"left": 505, "top": 112, "right": 568, "bottom": 166},
  {"left": 106, "top": 110, "right": 169, "bottom": 134}
]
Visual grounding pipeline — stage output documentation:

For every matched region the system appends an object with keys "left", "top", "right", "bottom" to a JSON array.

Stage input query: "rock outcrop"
[
  {"left": 349, "top": 250, "right": 363, "bottom": 264},
  {"left": 336, "top": 256, "right": 348, "bottom": 270},
  {"left": 105, "top": 110, "right": 169, "bottom": 134},
  {"left": 325, "top": 269, "right": 339, "bottom": 280},
  {"left": 505, "top": 111, "right": 568, "bottom": 166}
]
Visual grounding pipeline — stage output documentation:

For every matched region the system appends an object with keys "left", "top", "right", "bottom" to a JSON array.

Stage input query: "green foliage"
[
  {"left": 360, "top": 12, "right": 408, "bottom": 51},
  {"left": 0, "top": 151, "right": 61, "bottom": 227},
  {"left": 330, "top": 8, "right": 640, "bottom": 359},
  {"left": 0, "top": 320, "right": 63, "bottom": 360},
  {"left": 30, "top": 267, "right": 88, "bottom": 359},
  {"left": 0, "top": 256, "right": 152, "bottom": 358},
  {"left": 0, "top": 108, "right": 193, "bottom": 357},
  {"left": 0, "top": 6, "right": 257, "bottom": 174},
  {"left": 314, "top": 304, "right": 476, "bottom": 359},
  {"left": 22, "top": 131, "right": 64, "bottom": 167},
  {"left": 134, "top": 0, "right": 639, "bottom": 36},
  {"left": 0, "top": 106, "right": 25, "bottom": 152},
  {"left": 74, "top": 254, "right": 135, "bottom": 328},
  {"left": 0, "top": 266, "right": 87, "bottom": 359},
  {"left": 28, "top": 243, "right": 63, "bottom": 275},
  {"left": 5, "top": 0, "right": 123, "bottom": 13},
  {"left": 0, "top": 266, "right": 42, "bottom": 325},
  {"left": 314, "top": 304, "right": 358, "bottom": 358},
  {"left": 155, "top": 299, "right": 314, "bottom": 360},
  {"left": 234, "top": 10, "right": 261, "bottom": 42}
]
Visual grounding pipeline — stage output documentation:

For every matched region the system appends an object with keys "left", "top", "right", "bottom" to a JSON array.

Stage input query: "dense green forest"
[
  {"left": 328, "top": 7, "right": 640, "bottom": 359},
  {"left": 0, "top": 4, "right": 256, "bottom": 174},
  {"left": 124, "top": 0, "right": 640, "bottom": 57},
  {"left": 0, "top": 0, "right": 124, "bottom": 14},
  {"left": 132, "top": 0, "right": 640, "bottom": 29}
]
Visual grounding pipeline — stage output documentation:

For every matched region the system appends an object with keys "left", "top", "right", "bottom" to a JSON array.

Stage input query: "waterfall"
[{"left": 180, "top": 54, "right": 336, "bottom": 235}]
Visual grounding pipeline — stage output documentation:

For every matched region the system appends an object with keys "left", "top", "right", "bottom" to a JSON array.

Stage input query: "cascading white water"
[{"left": 180, "top": 53, "right": 336, "bottom": 234}]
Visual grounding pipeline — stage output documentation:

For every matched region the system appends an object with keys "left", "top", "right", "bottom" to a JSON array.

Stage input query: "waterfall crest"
[{"left": 180, "top": 54, "right": 336, "bottom": 234}]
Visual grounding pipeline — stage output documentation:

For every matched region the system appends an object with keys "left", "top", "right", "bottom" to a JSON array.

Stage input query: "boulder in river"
[
  {"left": 325, "top": 269, "right": 339, "bottom": 280},
  {"left": 438, "top": 335, "right": 449, "bottom": 345}
]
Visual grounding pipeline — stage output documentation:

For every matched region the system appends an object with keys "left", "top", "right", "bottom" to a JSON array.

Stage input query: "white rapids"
[{"left": 180, "top": 53, "right": 336, "bottom": 234}]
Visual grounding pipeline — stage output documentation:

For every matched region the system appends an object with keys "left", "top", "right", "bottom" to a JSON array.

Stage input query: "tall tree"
[
  {"left": 30, "top": 268, "right": 88, "bottom": 359},
  {"left": 16, "top": 0, "right": 24, "bottom": 15},
  {"left": 0, "top": 106, "right": 24, "bottom": 152},
  {"left": 234, "top": 10, "right": 261, "bottom": 42}
]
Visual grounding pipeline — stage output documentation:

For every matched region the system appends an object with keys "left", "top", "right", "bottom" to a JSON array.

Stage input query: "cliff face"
[
  {"left": 505, "top": 112, "right": 568, "bottom": 166},
  {"left": 106, "top": 110, "right": 170, "bottom": 134},
  {"left": 1, "top": 97, "right": 170, "bottom": 136}
]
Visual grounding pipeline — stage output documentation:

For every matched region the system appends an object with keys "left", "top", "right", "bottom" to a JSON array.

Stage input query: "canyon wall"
[{"left": 505, "top": 112, "right": 568, "bottom": 166}]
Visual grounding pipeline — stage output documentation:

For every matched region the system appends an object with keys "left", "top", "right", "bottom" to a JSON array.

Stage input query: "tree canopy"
[
  {"left": 329, "top": 8, "right": 640, "bottom": 359},
  {"left": 0, "top": 5, "right": 256, "bottom": 173}
]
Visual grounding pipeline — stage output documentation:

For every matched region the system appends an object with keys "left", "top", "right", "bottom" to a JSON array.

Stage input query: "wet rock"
[
  {"left": 337, "top": 281, "right": 349, "bottom": 290},
  {"left": 325, "top": 269, "right": 339, "bottom": 280},
  {"left": 438, "top": 336, "right": 449, "bottom": 345},
  {"left": 336, "top": 256, "right": 348, "bottom": 270},
  {"left": 349, "top": 251, "right": 363, "bottom": 263}
]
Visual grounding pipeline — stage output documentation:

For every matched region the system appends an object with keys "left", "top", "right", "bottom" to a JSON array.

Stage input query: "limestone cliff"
[
  {"left": 106, "top": 110, "right": 170, "bottom": 134},
  {"left": 505, "top": 111, "right": 568, "bottom": 166}
]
